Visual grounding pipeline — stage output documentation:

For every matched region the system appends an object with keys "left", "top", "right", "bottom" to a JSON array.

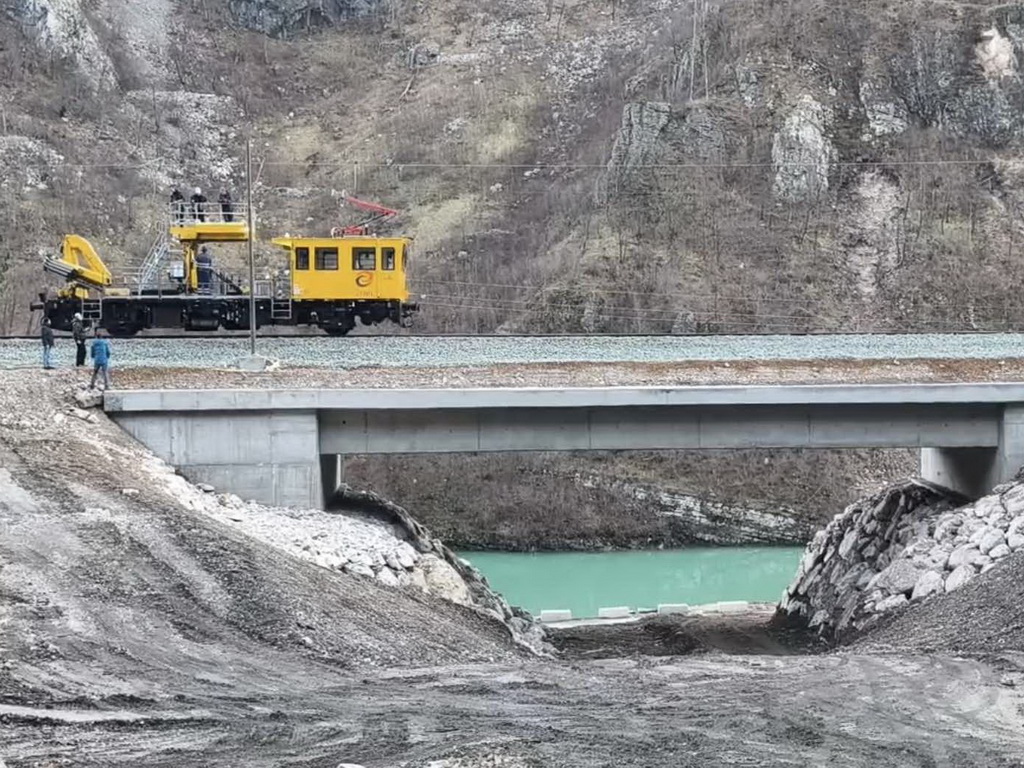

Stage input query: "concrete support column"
[
  {"left": 995, "top": 405, "right": 1024, "bottom": 484},
  {"left": 920, "top": 405, "right": 1024, "bottom": 498},
  {"left": 320, "top": 454, "right": 343, "bottom": 504},
  {"left": 919, "top": 447, "right": 997, "bottom": 499},
  {"left": 113, "top": 410, "right": 323, "bottom": 508}
]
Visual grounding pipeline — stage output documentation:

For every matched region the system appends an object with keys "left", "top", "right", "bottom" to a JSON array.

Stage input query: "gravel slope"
[
  {"left": 5, "top": 333, "right": 1024, "bottom": 370},
  {"left": 856, "top": 548, "right": 1024, "bottom": 655}
]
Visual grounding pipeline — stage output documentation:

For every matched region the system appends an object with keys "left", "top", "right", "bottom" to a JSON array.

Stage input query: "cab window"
[
  {"left": 382, "top": 247, "right": 396, "bottom": 271},
  {"left": 295, "top": 247, "right": 310, "bottom": 270},
  {"left": 315, "top": 247, "right": 339, "bottom": 270},
  {"left": 353, "top": 247, "right": 377, "bottom": 270}
]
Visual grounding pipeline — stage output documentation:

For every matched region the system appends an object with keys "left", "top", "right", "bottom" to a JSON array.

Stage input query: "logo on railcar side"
[{"left": 355, "top": 272, "right": 373, "bottom": 288}]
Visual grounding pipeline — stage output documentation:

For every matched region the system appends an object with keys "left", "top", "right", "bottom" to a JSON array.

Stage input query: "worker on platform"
[
  {"left": 170, "top": 188, "right": 185, "bottom": 223},
  {"left": 89, "top": 329, "right": 112, "bottom": 390},
  {"left": 190, "top": 187, "right": 207, "bottom": 222},
  {"left": 72, "top": 312, "right": 87, "bottom": 367},
  {"left": 41, "top": 318, "right": 55, "bottom": 370},
  {"left": 219, "top": 189, "right": 234, "bottom": 222},
  {"left": 196, "top": 246, "right": 214, "bottom": 294}
]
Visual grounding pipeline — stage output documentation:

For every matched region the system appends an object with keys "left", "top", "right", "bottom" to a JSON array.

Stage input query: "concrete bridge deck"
[{"left": 105, "top": 383, "right": 1024, "bottom": 508}]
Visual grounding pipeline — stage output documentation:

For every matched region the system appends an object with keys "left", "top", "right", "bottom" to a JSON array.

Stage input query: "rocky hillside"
[{"left": 4, "top": 0, "right": 1024, "bottom": 333}]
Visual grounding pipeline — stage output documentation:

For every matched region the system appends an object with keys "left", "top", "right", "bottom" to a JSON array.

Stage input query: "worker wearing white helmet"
[
  {"left": 190, "top": 187, "right": 208, "bottom": 222},
  {"left": 72, "top": 311, "right": 87, "bottom": 367}
]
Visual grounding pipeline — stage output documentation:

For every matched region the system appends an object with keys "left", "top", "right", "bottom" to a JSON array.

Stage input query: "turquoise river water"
[{"left": 461, "top": 546, "right": 804, "bottom": 618}]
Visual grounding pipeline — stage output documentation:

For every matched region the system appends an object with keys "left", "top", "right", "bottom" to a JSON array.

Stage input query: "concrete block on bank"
[
  {"left": 539, "top": 609, "right": 572, "bottom": 623},
  {"left": 716, "top": 601, "right": 749, "bottom": 614},
  {"left": 657, "top": 603, "right": 690, "bottom": 615},
  {"left": 597, "top": 606, "right": 632, "bottom": 619}
]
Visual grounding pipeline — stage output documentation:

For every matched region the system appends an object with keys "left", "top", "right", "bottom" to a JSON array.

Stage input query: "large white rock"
[
  {"left": 875, "top": 594, "right": 909, "bottom": 613},
  {"left": 989, "top": 544, "right": 1011, "bottom": 559},
  {"left": 772, "top": 95, "right": 836, "bottom": 203},
  {"left": 948, "top": 545, "right": 982, "bottom": 570},
  {"left": 945, "top": 564, "right": 976, "bottom": 593},
  {"left": 395, "top": 542, "right": 418, "bottom": 569},
  {"left": 910, "top": 570, "right": 944, "bottom": 601},
  {"left": 344, "top": 563, "right": 374, "bottom": 579},
  {"left": 418, "top": 554, "right": 472, "bottom": 606},
  {"left": 376, "top": 566, "right": 400, "bottom": 587},
  {"left": 869, "top": 559, "right": 922, "bottom": 595},
  {"left": 1008, "top": 532, "right": 1024, "bottom": 550},
  {"left": 978, "top": 529, "right": 1006, "bottom": 555},
  {"left": 972, "top": 496, "right": 1003, "bottom": 519}
]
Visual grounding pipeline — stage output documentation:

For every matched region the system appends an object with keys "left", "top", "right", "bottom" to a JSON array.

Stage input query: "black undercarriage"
[{"left": 37, "top": 295, "right": 416, "bottom": 337}]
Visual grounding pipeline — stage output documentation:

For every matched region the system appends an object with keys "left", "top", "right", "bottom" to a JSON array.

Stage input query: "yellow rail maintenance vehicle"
[{"left": 31, "top": 197, "right": 418, "bottom": 336}]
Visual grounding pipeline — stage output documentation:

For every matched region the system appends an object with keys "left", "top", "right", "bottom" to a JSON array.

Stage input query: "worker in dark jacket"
[
  {"left": 190, "top": 187, "right": 207, "bottom": 222},
  {"left": 219, "top": 189, "right": 234, "bottom": 222},
  {"left": 72, "top": 312, "right": 87, "bottom": 367},
  {"left": 196, "top": 246, "right": 214, "bottom": 294},
  {"left": 89, "top": 329, "right": 112, "bottom": 390},
  {"left": 170, "top": 188, "right": 185, "bottom": 223},
  {"left": 41, "top": 318, "right": 55, "bottom": 370}
]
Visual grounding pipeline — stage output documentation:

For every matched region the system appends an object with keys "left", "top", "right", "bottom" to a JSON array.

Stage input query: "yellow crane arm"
[{"left": 43, "top": 235, "right": 113, "bottom": 296}]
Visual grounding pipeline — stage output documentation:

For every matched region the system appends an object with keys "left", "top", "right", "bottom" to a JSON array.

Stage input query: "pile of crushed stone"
[{"left": 779, "top": 476, "right": 1024, "bottom": 654}]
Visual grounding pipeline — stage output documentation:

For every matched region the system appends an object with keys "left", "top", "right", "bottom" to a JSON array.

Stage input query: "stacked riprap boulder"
[{"left": 779, "top": 479, "right": 1024, "bottom": 638}]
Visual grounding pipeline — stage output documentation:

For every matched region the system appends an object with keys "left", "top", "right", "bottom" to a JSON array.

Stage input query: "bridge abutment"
[
  {"left": 920, "top": 405, "right": 1024, "bottom": 498},
  {"left": 114, "top": 409, "right": 323, "bottom": 508}
]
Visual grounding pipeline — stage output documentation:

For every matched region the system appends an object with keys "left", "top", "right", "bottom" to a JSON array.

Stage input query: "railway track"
[{"left": 2, "top": 329, "right": 1024, "bottom": 340}]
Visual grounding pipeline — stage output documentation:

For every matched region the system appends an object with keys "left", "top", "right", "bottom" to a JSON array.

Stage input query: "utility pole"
[{"left": 246, "top": 138, "right": 256, "bottom": 355}]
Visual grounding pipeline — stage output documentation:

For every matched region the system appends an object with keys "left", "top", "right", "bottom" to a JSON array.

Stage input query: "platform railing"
[{"left": 169, "top": 200, "right": 241, "bottom": 225}]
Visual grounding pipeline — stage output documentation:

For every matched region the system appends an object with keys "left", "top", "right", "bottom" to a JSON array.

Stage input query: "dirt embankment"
[{"left": 3, "top": 368, "right": 1024, "bottom": 766}]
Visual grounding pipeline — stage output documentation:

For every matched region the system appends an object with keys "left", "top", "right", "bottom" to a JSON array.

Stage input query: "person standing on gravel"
[
  {"left": 41, "top": 318, "right": 55, "bottom": 370},
  {"left": 89, "top": 329, "right": 112, "bottom": 390},
  {"left": 72, "top": 312, "right": 87, "bottom": 367}
]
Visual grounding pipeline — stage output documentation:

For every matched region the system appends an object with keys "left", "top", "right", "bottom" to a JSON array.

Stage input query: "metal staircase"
[
  {"left": 134, "top": 232, "right": 180, "bottom": 294},
  {"left": 271, "top": 273, "right": 292, "bottom": 320},
  {"left": 271, "top": 298, "right": 292, "bottom": 321}
]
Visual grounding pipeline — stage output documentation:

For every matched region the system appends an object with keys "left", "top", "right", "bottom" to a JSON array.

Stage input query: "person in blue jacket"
[{"left": 89, "top": 329, "right": 112, "bottom": 390}]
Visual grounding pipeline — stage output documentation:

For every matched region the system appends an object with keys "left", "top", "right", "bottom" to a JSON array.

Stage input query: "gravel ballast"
[{"left": 6, "top": 332, "right": 1024, "bottom": 370}]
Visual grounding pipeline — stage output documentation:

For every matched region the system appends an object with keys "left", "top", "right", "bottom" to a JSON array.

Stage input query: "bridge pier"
[
  {"left": 320, "top": 454, "right": 343, "bottom": 504},
  {"left": 920, "top": 405, "right": 1024, "bottom": 498},
  {"left": 114, "top": 409, "right": 323, "bottom": 508}
]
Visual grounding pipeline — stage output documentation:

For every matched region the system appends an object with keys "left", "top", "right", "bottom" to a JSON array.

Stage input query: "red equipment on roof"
[{"left": 332, "top": 191, "right": 399, "bottom": 237}]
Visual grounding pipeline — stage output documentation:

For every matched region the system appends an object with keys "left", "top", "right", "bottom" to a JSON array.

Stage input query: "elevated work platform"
[{"left": 169, "top": 221, "right": 250, "bottom": 243}]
